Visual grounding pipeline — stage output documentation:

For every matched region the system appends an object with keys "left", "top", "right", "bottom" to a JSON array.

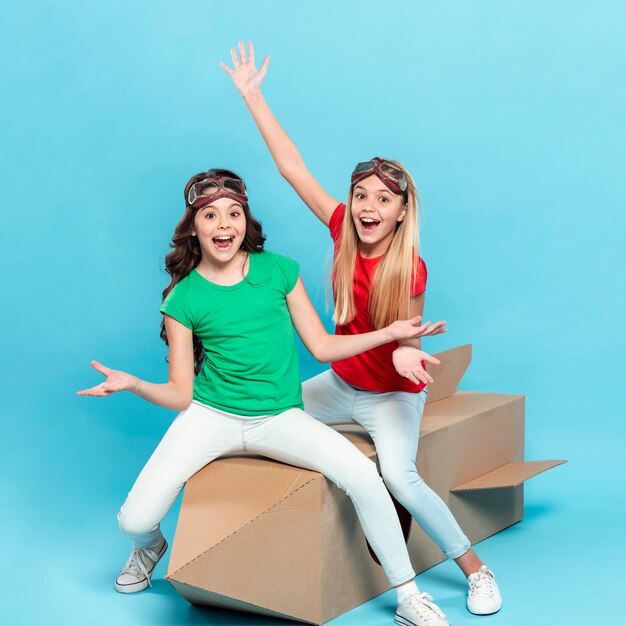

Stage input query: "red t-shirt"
[{"left": 329, "top": 203, "right": 427, "bottom": 393}]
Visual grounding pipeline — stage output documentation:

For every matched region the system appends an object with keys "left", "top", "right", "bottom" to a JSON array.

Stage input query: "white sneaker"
[
  {"left": 467, "top": 565, "right": 502, "bottom": 615},
  {"left": 114, "top": 536, "right": 168, "bottom": 593},
  {"left": 395, "top": 592, "right": 450, "bottom": 626}
]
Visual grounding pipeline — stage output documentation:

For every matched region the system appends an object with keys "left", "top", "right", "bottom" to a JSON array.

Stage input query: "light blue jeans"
[
  {"left": 303, "top": 370, "right": 471, "bottom": 560},
  {"left": 118, "top": 401, "right": 416, "bottom": 586}
]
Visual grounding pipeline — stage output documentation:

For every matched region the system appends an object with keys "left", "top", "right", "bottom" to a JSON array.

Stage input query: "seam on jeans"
[
  {"left": 413, "top": 481, "right": 470, "bottom": 554},
  {"left": 444, "top": 539, "right": 472, "bottom": 560},
  {"left": 240, "top": 419, "right": 246, "bottom": 451},
  {"left": 166, "top": 473, "right": 319, "bottom": 578}
]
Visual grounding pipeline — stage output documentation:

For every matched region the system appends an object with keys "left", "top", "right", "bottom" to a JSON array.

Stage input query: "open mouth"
[
  {"left": 212, "top": 235, "right": 235, "bottom": 250},
  {"left": 360, "top": 217, "right": 380, "bottom": 233}
]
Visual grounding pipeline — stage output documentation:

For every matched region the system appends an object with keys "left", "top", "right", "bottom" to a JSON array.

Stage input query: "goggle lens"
[
  {"left": 351, "top": 159, "right": 408, "bottom": 194},
  {"left": 188, "top": 177, "right": 247, "bottom": 207}
]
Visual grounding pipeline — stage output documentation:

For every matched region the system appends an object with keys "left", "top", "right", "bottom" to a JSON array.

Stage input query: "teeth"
[
  {"left": 214, "top": 236, "right": 233, "bottom": 240},
  {"left": 361, "top": 218, "right": 378, "bottom": 224}
]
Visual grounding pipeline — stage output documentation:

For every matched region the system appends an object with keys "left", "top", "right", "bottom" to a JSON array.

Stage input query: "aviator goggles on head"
[
  {"left": 187, "top": 176, "right": 248, "bottom": 210},
  {"left": 351, "top": 158, "right": 408, "bottom": 196}
]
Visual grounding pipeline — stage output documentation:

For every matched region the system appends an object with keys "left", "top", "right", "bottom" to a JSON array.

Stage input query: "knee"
[
  {"left": 382, "top": 465, "right": 424, "bottom": 502},
  {"left": 117, "top": 505, "right": 155, "bottom": 539},
  {"left": 336, "top": 456, "right": 385, "bottom": 495}
]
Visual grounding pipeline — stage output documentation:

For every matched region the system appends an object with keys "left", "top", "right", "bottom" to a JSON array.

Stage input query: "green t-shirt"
[{"left": 160, "top": 251, "right": 303, "bottom": 416}]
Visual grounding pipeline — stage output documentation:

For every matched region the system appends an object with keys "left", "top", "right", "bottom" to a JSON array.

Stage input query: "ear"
[
  {"left": 397, "top": 206, "right": 407, "bottom": 223},
  {"left": 191, "top": 229, "right": 196, "bottom": 236}
]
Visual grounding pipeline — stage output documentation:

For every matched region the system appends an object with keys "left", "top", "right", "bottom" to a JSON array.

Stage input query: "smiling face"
[
  {"left": 350, "top": 174, "right": 407, "bottom": 257},
  {"left": 191, "top": 196, "right": 247, "bottom": 267}
]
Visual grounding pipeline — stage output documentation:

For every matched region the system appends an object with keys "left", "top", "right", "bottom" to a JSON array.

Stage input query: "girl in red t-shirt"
[{"left": 223, "top": 42, "right": 503, "bottom": 621}]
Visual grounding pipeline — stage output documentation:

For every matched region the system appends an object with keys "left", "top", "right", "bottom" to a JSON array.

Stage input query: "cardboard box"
[{"left": 166, "top": 345, "right": 565, "bottom": 624}]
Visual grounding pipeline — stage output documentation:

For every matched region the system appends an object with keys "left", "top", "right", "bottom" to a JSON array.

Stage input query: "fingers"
[
  {"left": 90, "top": 360, "right": 111, "bottom": 376},
  {"left": 413, "top": 322, "right": 433, "bottom": 336},
  {"left": 219, "top": 61, "right": 233, "bottom": 76},
  {"left": 248, "top": 41, "right": 255, "bottom": 65},
  {"left": 399, "top": 368, "right": 432, "bottom": 385},
  {"left": 77, "top": 383, "right": 112, "bottom": 397},
  {"left": 421, "top": 353, "right": 441, "bottom": 366},
  {"left": 423, "top": 321, "right": 447, "bottom": 336},
  {"left": 408, "top": 315, "right": 423, "bottom": 326},
  {"left": 259, "top": 55, "right": 270, "bottom": 78},
  {"left": 230, "top": 47, "right": 240, "bottom": 68},
  {"left": 238, "top": 41, "right": 247, "bottom": 64},
  {"left": 415, "top": 365, "right": 434, "bottom": 384}
]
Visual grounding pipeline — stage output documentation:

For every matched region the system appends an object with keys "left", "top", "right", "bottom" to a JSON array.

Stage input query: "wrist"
[
  {"left": 381, "top": 327, "right": 394, "bottom": 344},
  {"left": 241, "top": 87, "right": 262, "bottom": 102},
  {"left": 129, "top": 376, "right": 142, "bottom": 395}
]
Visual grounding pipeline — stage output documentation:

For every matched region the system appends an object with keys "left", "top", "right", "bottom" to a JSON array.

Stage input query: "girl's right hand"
[
  {"left": 77, "top": 361, "right": 139, "bottom": 397},
  {"left": 386, "top": 316, "right": 445, "bottom": 341},
  {"left": 220, "top": 41, "right": 270, "bottom": 98}
]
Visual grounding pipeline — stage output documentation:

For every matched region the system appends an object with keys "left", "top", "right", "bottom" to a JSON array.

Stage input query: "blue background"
[{"left": 1, "top": 1, "right": 624, "bottom": 624}]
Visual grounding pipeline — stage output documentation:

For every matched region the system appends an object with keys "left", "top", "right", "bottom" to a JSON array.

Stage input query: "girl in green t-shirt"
[{"left": 78, "top": 168, "right": 445, "bottom": 626}]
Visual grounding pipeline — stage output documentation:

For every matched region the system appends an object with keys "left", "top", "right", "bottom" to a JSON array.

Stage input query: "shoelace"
[
  {"left": 406, "top": 592, "right": 448, "bottom": 622},
  {"left": 468, "top": 567, "right": 497, "bottom": 598},
  {"left": 121, "top": 545, "right": 161, "bottom": 588}
]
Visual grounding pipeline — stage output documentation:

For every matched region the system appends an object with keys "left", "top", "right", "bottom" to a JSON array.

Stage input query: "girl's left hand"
[
  {"left": 392, "top": 346, "right": 440, "bottom": 385},
  {"left": 220, "top": 41, "right": 270, "bottom": 97},
  {"left": 76, "top": 361, "right": 139, "bottom": 397}
]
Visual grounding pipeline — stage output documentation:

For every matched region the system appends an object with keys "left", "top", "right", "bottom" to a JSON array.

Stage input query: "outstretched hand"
[
  {"left": 77, "top": 361, "right": 138, "bottom": 397},
  {"left": 220, "top": 41, "right": 269, "bottom": 97},
  {"left": 386, "top": 315, "right": 447, "bottom": 341},
  {"left": 392, "top": 346, "right": 440, "bottom": 385}
]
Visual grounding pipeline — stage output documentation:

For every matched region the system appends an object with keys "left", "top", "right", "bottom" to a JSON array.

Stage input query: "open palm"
[
  {"left": 220, "top": 41, "right": 269, "bottom": 96},
  {"left": 77, "top": 361, "right": 138, "bottom": 397}
]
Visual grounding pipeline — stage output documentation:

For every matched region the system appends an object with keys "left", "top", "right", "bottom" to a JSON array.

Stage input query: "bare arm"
[
  {"left": 286, "top": 277, "right": 434, "bottom": 363},
  {"left": 77, "top": 315, "right": 195, "bottom": 411},
  {"left": 221, "top": 41, "right": 339, "bottom": 225}
]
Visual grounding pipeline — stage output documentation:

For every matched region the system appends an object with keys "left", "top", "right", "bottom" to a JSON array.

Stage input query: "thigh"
[
  {"left": 354, "top": 390, "right": 427, "bottom": 474},
  {"left": 246, "top": 408, "right": 374, "bottom": 481},
  {"left": 302, "top": 369, "right": 356, "bottom": 425},
  {"left": 121, "top": 402, "right": 240, "bottom": 520}
]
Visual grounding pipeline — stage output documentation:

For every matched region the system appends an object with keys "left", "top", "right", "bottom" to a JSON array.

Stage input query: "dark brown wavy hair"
[{"left": 160, "top": 168, "right": 266, "bottom": 374}]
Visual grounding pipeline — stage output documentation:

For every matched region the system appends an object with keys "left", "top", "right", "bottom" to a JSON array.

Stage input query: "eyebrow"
[
  {"left": 202, "top": 202, "right": 243, "bottom": 210},
  {"left": 354, "top": 185, "right": 391, "bottom": 194}
]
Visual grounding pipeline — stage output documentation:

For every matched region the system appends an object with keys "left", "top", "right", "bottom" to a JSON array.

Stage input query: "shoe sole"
[
  {"left": 467, "top": 599, "right": 502, "bottom": 615},
  {"left": 467, "top": 605, "right": 502, "bottom": 615},
  {"left": 114, "top": 539, "right": 168, "bottom": 594},
  {"left": 396, "top": 611, "right": 449, "bottom": 626}
]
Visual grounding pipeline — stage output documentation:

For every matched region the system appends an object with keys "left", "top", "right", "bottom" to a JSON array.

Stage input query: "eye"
[
  {"left": 355, "top": 193, "right": 365, "bottom": 200},
  {"left": 230, "top": 211, "right": 241, "bottom": 218},
  {"left": 204, "top": 212, "right": 215, "bottom": 219},
  {"left": 379, "top": 196, "right": 389, "bottom": 203}
]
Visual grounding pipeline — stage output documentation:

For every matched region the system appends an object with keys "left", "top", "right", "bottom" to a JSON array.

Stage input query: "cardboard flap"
[
  {"left": 450, "top": 460, "right": 567, "bottom": 492},
  {"left": 425, "top": 344, "right": 472, "bottom": 404}
]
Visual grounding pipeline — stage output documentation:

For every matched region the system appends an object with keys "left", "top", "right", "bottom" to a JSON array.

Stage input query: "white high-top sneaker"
[
  {"left": 467, "top": 565, "right": 502, "bottom": 614},
  {"left": 395, "top": 592, "right": 450, "bottom": 626},
  {"left": 114, "top": 536, "right": 168, "bottom": 593}
]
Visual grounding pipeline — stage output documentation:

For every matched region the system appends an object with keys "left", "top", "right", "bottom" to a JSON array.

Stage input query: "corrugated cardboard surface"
[
  {"left": 166, "top": 346, "right": 565, "bottom": 624},
  {"left": 452, "top": 460, "right": 567, "bottom": 491}
]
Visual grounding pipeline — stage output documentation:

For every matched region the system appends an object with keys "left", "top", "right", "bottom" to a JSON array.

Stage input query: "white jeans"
[
  {"left": 303, "top": 370, "right": 471, "bottom": 560},
  {"left": 118, "top": 401, "right": 416, "bottom": 586}
]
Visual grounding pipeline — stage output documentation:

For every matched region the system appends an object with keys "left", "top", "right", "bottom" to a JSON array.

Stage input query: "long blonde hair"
[{"left": 332, "top": 160, "right": 421, "bottom": 329}]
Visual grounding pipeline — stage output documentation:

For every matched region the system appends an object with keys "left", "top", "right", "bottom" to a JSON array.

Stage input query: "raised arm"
[
  {"left": 286, "top": 277, "right": 439, "bottom": 381},
  {"left": 77, "top": 315, "right": 195, "bottom": 411},
  {"left": 221, "top": 41, "right": 339, "bottom": 225}
]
